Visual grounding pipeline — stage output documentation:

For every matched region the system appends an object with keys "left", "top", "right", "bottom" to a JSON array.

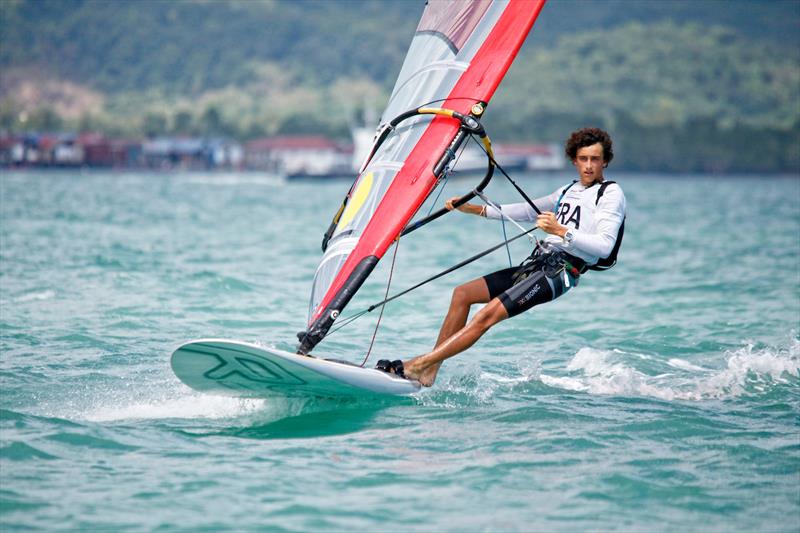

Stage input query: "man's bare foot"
[{"left": 403, "top": 361, "right": 438, "bottom": 387}]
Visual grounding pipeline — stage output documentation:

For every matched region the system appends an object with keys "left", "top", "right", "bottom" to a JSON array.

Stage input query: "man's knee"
[
  {"left": 451, "top": 280, "right": 487, "bottom": 307},
  {"left": 451, "top": 284, "right": 473, "bottom": 307},
  {"left": 469, "top": 301, "right": 507, "bottom": 333}
]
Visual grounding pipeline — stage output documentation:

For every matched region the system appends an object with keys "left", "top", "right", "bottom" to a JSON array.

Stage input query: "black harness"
[{"left": 511, "top": 244, "right": 586, "bottom": 285}]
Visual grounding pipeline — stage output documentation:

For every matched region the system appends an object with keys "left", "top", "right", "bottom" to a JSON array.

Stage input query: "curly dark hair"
[{"left": 565, "top": 127, "right": 614, "bottom": 166}]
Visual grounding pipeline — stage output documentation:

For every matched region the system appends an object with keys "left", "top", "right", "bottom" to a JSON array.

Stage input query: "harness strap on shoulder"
[
  {"left": 596, "top": 180, "right": 616, "bottom": 204},
  {"left": 553, "top": 179, "right": 577, "bottom": 214},
  {"left": 587, "top": 180, "right": 623, "bottom": 271}
]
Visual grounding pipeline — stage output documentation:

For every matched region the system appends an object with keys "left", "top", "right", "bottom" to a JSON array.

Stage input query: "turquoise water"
[{"left": 1, "top": 170, "right": 798, "bottom": 531}]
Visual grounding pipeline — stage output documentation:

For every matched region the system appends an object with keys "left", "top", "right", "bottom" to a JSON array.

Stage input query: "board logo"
[{"left": 192, "top": 346, "right": 306, "bottom": 386}]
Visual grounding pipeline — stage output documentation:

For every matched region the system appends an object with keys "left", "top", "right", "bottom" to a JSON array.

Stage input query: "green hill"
[
  {"left": 0, "top": 0, "right": 418, "bottom": 93},
  {"left": 487, "top": 21, "right": 800, "bottom": 172},
  {"left": 1, "top": 0, "right": 798, "bottom": 172}
]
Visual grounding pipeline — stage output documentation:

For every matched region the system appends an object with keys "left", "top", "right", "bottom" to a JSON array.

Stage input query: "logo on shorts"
[{"left": 517, "top": 284, "right": 540, "bottom": 305}]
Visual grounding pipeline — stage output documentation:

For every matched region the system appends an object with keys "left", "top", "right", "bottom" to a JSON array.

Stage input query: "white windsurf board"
[{"left": 171, "top": 339, "right": 421, "bottom": 398}]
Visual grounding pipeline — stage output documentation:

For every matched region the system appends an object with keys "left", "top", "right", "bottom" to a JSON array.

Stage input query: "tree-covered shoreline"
[{"left": 1, "top": 0, "right": 798, "bottom": 173}]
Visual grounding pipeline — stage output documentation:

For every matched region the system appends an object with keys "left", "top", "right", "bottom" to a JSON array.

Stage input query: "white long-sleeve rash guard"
[{"left": 484, "top": 180, "right": 627, "bottom": 265}]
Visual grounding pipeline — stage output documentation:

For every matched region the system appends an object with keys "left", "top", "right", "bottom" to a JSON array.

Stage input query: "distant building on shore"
[
  {"left": 244, "top": 135, "right": 353, "bottom": 177},
  {"left": 0, "top": 133, "right": 85, "bottom": 167},
  {"left": 80, "top": 133, "right": 143, "bottom": 168},
  {"left": 0, "top": 133, "right": 242, "bottom": 170},
  {"left": 0, "top": 131, "right": 564, "bottom": 175},
  {"left": 142, "top": 137, "right": 242, "bottom": 170},
  {"left": 495, "top": 143, "right": 565, "bottom": 171}
]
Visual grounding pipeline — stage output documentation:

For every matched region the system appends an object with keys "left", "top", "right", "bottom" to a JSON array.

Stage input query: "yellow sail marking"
[{"left": 338, "top": 171, "right": 374, "bottom": 229}]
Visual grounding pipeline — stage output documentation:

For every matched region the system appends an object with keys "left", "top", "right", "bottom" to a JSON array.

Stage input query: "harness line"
[
  {"left": 359, "top": 235, "right": 401, "bottom": 367},
  {"left": 326, "top": 223, "right": 540, "bottom": 339}
]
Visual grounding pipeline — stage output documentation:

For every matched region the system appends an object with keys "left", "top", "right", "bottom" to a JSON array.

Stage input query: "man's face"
[{"left": 573, "top": 143, "right": 605, "bottom": 186}]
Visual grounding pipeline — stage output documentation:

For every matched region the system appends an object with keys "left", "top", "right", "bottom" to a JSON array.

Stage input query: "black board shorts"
[{"left": 483, "top": 264, "right": 575, "bottom": 318}]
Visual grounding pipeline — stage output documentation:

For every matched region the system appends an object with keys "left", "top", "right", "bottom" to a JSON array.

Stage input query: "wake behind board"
[{"left": 171, "top": 339, "right": 421, "bottom": 398}]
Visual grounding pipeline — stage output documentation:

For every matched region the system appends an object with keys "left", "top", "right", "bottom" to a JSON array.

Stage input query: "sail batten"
[{"left": 298, "top": 0, "right": 546, "bottom": 355}]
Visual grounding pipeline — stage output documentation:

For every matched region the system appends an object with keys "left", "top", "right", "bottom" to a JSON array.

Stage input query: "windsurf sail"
[{"left": 298, "top": 0, "right": 546, "bottom": 354}]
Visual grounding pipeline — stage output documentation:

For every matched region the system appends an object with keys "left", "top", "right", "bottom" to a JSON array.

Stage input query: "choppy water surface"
[{"left": 1, "top": 170, "right": 798, "bottom": 531}]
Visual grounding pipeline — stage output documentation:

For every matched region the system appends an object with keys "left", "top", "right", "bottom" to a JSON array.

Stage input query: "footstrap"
[
  {"left": 391, "top": 360, "right": 405, "bottom": 378},
  {"left": 375, "top": 359, "right": 405, "bottom": 378}
]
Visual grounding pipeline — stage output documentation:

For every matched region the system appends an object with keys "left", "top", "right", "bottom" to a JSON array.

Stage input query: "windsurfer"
[{"left": 379, "top": 127, "right": 627, "bottom": 386}]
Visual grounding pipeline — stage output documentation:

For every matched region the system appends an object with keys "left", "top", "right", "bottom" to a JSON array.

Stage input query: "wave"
[
  {"left": 82, "top": 393, "right": 267, "bottom": 423},
  {"left": 11, "top": 290, "right": 56, "bottom": 303},
  {"left": 26, "top": 336, "right": 799, "bottom": 427},
  {"left": 80, "top": 375, "right": 402, "bottom": 428},
  {"left": 540, "top": 339, "right": 799, "bottom": 401},
  {"left": 418, "top": 338, "right": 799, "bottom": 405},
  {"left": 0, "top": 441, "right": 58, "bottom": 461}
]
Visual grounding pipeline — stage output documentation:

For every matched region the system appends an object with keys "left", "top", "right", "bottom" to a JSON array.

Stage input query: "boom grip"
[{"left": 400, "top": 191, "right": 476, "bottom": 237}]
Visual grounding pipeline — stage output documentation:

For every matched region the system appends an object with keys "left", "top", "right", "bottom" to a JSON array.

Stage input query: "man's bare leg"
[
  {"left": 435, "top": 278, "right": 491, "bottom": 345},
  {"left": 407, "top": 278, "right": 489, "bottom": 385},
  {"left": 404, "top": 298, "right": 509, "bottom": 386}
]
